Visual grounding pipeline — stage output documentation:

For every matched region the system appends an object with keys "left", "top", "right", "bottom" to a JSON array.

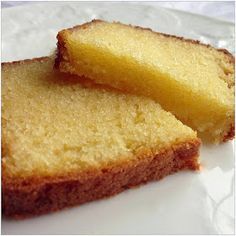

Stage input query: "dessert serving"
[{"left": 2, "top": 19, "right": 234, "bottom": 218}]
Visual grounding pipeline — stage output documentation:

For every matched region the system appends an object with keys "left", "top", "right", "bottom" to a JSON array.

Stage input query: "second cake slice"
[{"left": 55, "top": 20, "right": 234, "bottom": 143}]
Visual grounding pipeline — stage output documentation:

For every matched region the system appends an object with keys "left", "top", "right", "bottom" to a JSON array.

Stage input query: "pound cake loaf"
[
  {"left": 55, "top": 20, "right": 235, "bottom": 143},
  {"left": 2, "top": 57, "right": 200, "bottom": 218}
]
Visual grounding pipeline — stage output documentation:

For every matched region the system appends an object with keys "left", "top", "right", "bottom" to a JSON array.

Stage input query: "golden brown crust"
[
  {"left": 54, "top": 32, "right": 68, "bottom": 69},
  {"left": 2, "top": 139, "right": 200, "bottom": 218},
  {"left": 223, "top": 124, "right": 235, "bottom": 142},
  {"left": 55, "top": 19, "right": 235, "bottom": 69},
  {"left": 1, "top": 56, "right": 49, "bottom": 66}
]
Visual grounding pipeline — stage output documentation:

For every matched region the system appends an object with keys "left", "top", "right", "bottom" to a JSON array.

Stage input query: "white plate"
[{"left": 1, "top": 2, "right": 234, "bottom": 235}]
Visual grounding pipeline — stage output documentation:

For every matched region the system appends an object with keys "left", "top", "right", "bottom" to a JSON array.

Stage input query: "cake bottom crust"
[
  {"left": 223, "top": 124, "right": 235, "bottom": 142},
  {"left": 2, "top": 139, "right": 200, "bottom": 218}
]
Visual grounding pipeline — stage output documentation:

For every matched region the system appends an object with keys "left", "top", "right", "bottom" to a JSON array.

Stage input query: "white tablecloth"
[{"left": 2, "top": 1, "right": 235, "bottom": 23}]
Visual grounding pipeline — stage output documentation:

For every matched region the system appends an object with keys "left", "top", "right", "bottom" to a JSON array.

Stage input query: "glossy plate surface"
[{"left": 2, "top": 2, "right": 234, "bottom": 234}]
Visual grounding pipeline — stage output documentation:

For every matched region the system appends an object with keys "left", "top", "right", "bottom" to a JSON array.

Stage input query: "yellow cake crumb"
[{"left": 2, "top": 57, "right": 198, "bottom": 178}]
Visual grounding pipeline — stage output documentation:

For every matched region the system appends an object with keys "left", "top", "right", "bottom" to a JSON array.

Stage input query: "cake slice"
[
  {"left": 2, "top": 57, "right": 200, "bottom": 218},
  {"left": 55, "top": 20, "right": 235, "bottom": 143}
]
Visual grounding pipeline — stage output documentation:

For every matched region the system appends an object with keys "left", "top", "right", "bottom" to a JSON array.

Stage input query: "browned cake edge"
[
  {"left": 54, "top": 19, "right": 235, "bottom": 70},
  {"left": 2, "top": 139, "right": 200, "bottom": 219},
  {"left": 2, "top": 56, "right": 50, "bottom": 66},
  {"left": 223, "top": 123, "right": 235, "bottom": 142}
]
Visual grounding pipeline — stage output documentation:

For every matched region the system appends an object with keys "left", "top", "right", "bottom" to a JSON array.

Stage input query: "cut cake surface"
[
  {"left": 2, "top": 57, "right": 200, "bottom": 217},
  {"left": 56, "top": 20, "right": 235, "bottom": 143}
]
